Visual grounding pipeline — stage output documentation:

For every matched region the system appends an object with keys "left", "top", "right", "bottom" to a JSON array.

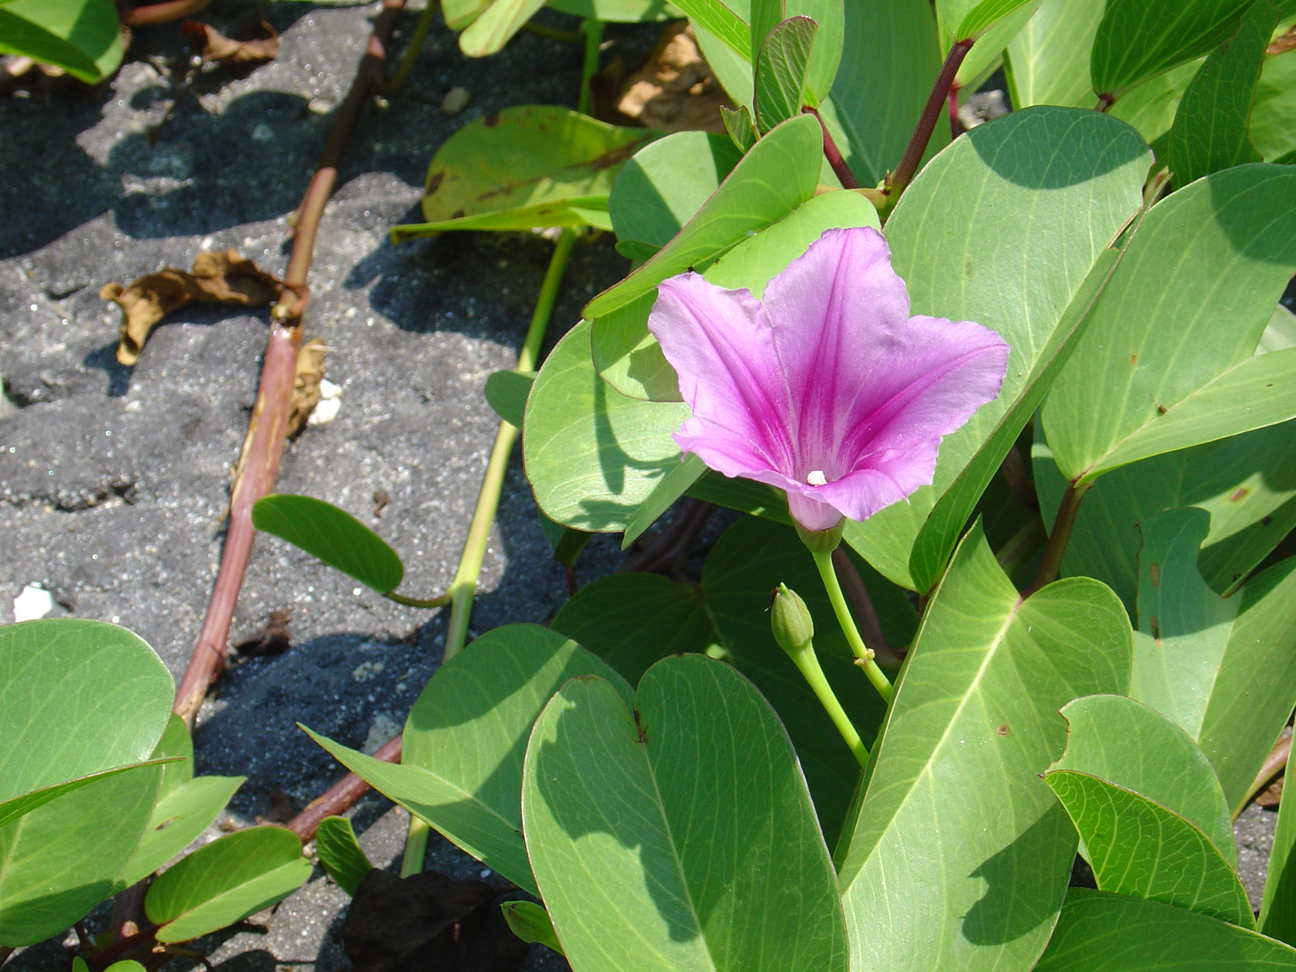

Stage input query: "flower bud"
[{"left": 771, "top": 583, "right": 815, "bottom": 658}]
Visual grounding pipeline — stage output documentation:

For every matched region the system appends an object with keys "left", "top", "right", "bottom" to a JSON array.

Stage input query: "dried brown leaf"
[
  {"left": 615, "top": 22, "right": 731, "bottom": 134},
  {"left": 180, "top": 18, "right": 279, "bottom": 64},
  {"left": 103, "top": 249, "right": 280, "bottom": 365},
  {"left": 234, "top": 609, "right": 293, "bottom": 657},
  {"left": 1269, "top": 25, "right": 1296, "bottom": 55},
  {"left": 287, "top": 337, "right": 328, "bottom": 437}
]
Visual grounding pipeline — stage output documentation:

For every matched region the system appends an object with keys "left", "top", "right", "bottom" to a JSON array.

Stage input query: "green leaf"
[
  {"left": 1166, "top": 1, "right": 1279, "bottom": 186},
  {"left": 828, "top": 0, "right": 945, "bottom": 187},
  {"left": 151, "top": 714, "right": 193, "bottom": 801},
  {"left": 120, "top": 775, "right": 245, "bottom": 888},
  {"left": 0, "top": 765, "right": 162, "bottom": 947},
  {"left": 620, "top": 452, "right": 707, "bottom": 547},
  {"left": 391, "top": 107, "right": 655, "bottom": 240},
  {"left": 1047, "top": 773, "right": 1253, "bottom": 926},
  {"left": 315, "top": 817, "right": 372, "bottom": 897},
  {"left": 522, "top": 655, "right": 849, "bottom": 972},
  {"left": 1251, "top": 32, "right": 1296, "bottom": 162},
  {"left": 1043, "top": 165, "right": 1296, "bottom": 486},
  {"left": 948, "top": 0, "right": 1043, "bottom": 86},
  {"left": 1110, "top": 57, "right": 1204, "bottom": 146},
  {"left": 957, "top": 0, "right": 1044, "bottom": 40},
  {"left": 584, "top": 113, "right": 822, "bottom": 319},
  {"left": 906, "top": 246, "right": 1122, "bottom": 593},
  {"left": 443, "top": 0, "right": 488, "bottom": 29},
  {"left": 842, "top": 107, "right": 1150, "bottom": 591},
  {"left": 0, "top": 0, "right": 122, "bottom": 83},
  {"left": 1053, "top": 695, "right": 1235, "bottom": 857},
  {"left": 835, "top": 523, "right": 1132, "bottom": 972},
  {"left": 551, "top": 517, "right": 916, "bottom": 846},
  {"left": 253, "top": 494, "right": 403, "bottom": 594},
  {"left": 609, "top": 131, "right": 743, "bottom": 250},
  {"left": 0, "top": 619, "right": 172, "bottom": 946},
  {"left": 0, "top": 619, "right": 173, "bottom": 802},
  {"left": 146, "top": 827, "right": 310, "bottom": 943},
  {"left": 1129, "top": 508, "right": 1296, "bottom": 812},
  {"left": 671, "top": 0, "right": 750, "bottom": 59},
  {"left": 1005, "top": 0, "right": 1104, "bottom": 109},
  {"left": 749, "top": 0, "right": 843, "bottom": 101},
  {"left": 546, "top": 0, "right": 675, "bottom": 20},
  {"left": 306, "top": 625, "right": 632, "bottom": 895},
  {"left": 1044, "top": 696, "right": 1252, "bottom": 927},
  {"left": 721, "top": 104, "right": 758, "bottom": 151},
  {"left": 0, "top": 763, "right": 162, "bottom": 832},
  {"left": 483, "top": 370, "right": 533, "bottom": 428},
  {"left": 1261, "top": 726, "right": 1296, "bottom": 941},
  {"left": 523, "top": 320, "right": 691, "bottom": 532},
  {"left": 753, "top": 17, "right": 818, "bottom": 132},
  {"left": 1033, "top": 419, "right": 1296, "bottom": 611},
  {"left": 686, "top": 469, "right": 791, "bottom": 520},
  {"left": 1079, "top": 347, "right": 1296, "bottom": 479},
  {"left": 1092, "top": 0, "right": 1263, "bottom": 96},
  {"left": 457, "top": 0, "right": 550, "bottom": 56},
  {"left": 1035, "top": 889, "right": 1296, "bottom": 970},
  {"left": 500, "top": 901, "right": 564, "bottom": 954}
]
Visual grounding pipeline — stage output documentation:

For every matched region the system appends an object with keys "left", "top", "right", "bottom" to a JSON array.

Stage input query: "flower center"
[{"left": 807, "top": 469, "right": 827, "bottom": 487}]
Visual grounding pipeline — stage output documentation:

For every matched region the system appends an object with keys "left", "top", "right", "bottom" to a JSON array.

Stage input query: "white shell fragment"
[
  {"left": 13, "top": 583, "right": 54, "bottom": 622},
  {"left": 307, "top": 378, "right": 342, "bottom": 425}
]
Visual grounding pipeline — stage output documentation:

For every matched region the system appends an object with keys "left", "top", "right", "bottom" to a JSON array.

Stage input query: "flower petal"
[
  {"left": 647, "top": 273, "right": 796, "bottom": 479},
  {"left": 760, "top": 226, "right": 914, "bottom": 473}
]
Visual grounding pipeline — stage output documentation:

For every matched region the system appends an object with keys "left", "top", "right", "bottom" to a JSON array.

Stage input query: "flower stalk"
[
  {"left": 810, "top": 548, "right": 893, "bottom": 703},
  {"left": 772, "top": 584, "right": 869, "bottom": 768},
  {"left": 400, "top": 226, "right": 578, "bottom": 876}
]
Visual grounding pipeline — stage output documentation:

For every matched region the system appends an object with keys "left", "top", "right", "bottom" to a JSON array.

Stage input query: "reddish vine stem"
[
  {"left": 804, "top": 106, "right": 860, "bottom": 189},
  {"left": 1022, "top": 480, "right": 1089, "bottom": 598},
  {"left": 620, "top": 499, "right": 714, "bottom": 575},
  {"left": 287, "top": 735, "right": 402, "bottom": 843},
  {"left": 119, "top": 0, "right": 210, "bottom": 27},
  {"left": 947, "top": 81, "right": 962, "bottom": 141},
  {"left": 173, "top": 0, "right": 407, "bottom": 726},
  {"left": 887, "top": 38, "right": 974, "bottom": 200}
]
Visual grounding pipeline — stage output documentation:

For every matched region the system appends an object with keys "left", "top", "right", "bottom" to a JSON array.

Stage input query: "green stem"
[
  {"left": 384, "top": 0, "right": 440, "bottom": 97},
  {"left": 385, "top": 590, "right": 450, "bottom": 609},
  {"left": 399, "top": 226, "right": 577, "bottom": 872},
  {"left": 579, "top": 19, "right": 604, "bottom": 116},
  {"left": 400, "top": 817, "right": 431, "bottom": 877},
  {"left": 786, "top": 642, "right": 869, "bottom": 768},
  {"left": 812, "top": 548, "right": 893, "bottom": 703},
  {"left": 521, "top": 21, "right": 585, "bottom": 43}
]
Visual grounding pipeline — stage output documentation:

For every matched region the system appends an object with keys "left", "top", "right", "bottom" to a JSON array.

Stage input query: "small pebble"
[
  {"left": 251, "top": 122, "right": 275, "bottom": 142},
  {"left": 442, "top": 86, "right": 471, "bottom": 116}
]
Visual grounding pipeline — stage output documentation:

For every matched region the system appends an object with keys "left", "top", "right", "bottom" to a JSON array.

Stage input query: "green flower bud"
[{"left": 771, "top": 583, "right": 815, "bottom": 657}]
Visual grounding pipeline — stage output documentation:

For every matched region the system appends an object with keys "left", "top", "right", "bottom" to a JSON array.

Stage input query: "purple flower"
[{"left": 646, "top": 226, "right": 1010, "bottom": 534}]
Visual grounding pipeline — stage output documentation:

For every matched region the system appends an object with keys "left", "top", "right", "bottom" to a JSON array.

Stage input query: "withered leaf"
[
  {"left": 341, "top": 870, "right": 528, "bottom": 972},
  {"left": 234, "top": 609, "right": 293, "bottom": 657},
  {"left": 288, "top": 338, "right": 328, "bottom": 438},
  {"left": 1256, "top": 775, "right": 1284, "bottom": 808},
  {"left": 615, "top": 22, "right": 731, "bottom": 134},
  {"left": 180, "top": 18, "right": 280, "bottom": 64},
  {"left": 102, "top": 249, "right": 281, "bottom": 365}
]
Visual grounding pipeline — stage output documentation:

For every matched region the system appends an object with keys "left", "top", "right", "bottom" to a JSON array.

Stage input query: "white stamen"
[{"left": 807, "top": 470, "right": 827, "bottom": 486}]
